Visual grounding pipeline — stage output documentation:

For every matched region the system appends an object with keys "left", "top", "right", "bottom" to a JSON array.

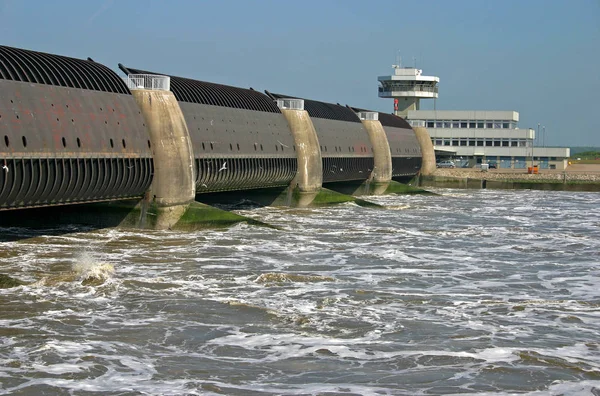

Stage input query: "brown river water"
[{"left": 1, "top": 189, "right": 599, "bottom": 395}]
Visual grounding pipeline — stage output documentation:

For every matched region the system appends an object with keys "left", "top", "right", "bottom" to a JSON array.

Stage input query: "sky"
[{"left": 1, "top": 0, "right": 599, "bottom": 147}]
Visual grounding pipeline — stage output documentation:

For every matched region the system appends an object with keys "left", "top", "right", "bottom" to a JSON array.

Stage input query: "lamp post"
[
  {"left": 534, "top": 123, "right": 540, "bottom": 167},
  {"left": 542, "top": 125, "right": 545, "bottom": 146}
]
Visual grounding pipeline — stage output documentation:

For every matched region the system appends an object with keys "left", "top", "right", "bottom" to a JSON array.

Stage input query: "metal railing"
[
  {"left": 276, "top": 98, "right": 304, "bottom": 110},
  {"left": 357, "top": 111, "right": 378, "bottom": 121},
  {"left": 124, "top": 74, "right": 170, "bottom": 91},
  {"left": 379, "top": 85, "right": 438, "bottom": 94}
]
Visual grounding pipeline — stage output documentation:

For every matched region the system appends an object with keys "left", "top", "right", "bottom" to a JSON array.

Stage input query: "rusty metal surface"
[
  {"left": 119, "top": 67, "right": 300, "bottom": 192},
  {"left": 0, "top": 80, "right": 151, "bottom": 155},
  {"left": 0, "top": 78, "right": 153, "bottom": 209},
  {"left": 179, "top": 103, "right": 295, "bottom": 158},
  {"left": 179, "top": 101, "right": 297, "bottom": 191}
]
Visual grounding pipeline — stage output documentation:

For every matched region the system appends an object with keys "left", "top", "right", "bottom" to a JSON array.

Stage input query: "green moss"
[
  {"left": 0, "top": 274, "right": 26, "bottom": 288},
  {"left": 311, "top": 188, "right": 381, "bottom": 208},
  {"left": 173, "top": 201, "right": 277, "bottom": 230},
  {"left": 385, "top": 180, "right": 436, "bottom": 195}
]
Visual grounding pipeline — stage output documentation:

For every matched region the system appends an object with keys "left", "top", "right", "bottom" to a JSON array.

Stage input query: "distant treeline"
[
  {"left": 570, "top": 147, "right": 600, "bottom": 155},
  {"left": 570, "top": 150, "right": 600, "bottom": 160}
]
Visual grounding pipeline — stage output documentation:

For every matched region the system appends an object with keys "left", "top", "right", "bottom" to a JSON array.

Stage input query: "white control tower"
[{"left": 378, "top": 65, "right": 439, "bottom": 118}]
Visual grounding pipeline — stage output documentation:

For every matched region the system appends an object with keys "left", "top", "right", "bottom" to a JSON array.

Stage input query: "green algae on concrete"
[
  {"left": 197, "top": 186, "right": 382, "bottom": 208},
  {"left": 384, "top": 180, "right": 436, "bottom": 195},
  {"left": 0, "top": 274, "right": 26, "bottom": 288},
  {"left": 311, "top": 188, "right": 382, "bottom": 208},
  {"left": 117, "top": 200, "right": 276, "bottom": 230},
  {"left": 172, "top": 201, "right": 276, "bottom": 230}
]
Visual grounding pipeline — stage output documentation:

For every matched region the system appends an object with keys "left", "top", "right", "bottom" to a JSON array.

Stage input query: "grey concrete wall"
[
  {"left": 413, "top": 127, "right": 436, "bottom": 176},
  {"left": 132, "top": 90, "right": 195, "bottom": 207},
  {"left": 360, "top": 120, "right": 392, "bottom": 184},
  {"left": 280, "top": 109, "right": 322, "bottom": 193}
]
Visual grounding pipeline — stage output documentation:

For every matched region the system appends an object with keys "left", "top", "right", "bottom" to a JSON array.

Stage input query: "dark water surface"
[{"left": 1, "top": 189, "right": 599, "bottom": 395}]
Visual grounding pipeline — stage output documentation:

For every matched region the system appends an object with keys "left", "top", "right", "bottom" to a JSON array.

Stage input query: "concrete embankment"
[{"left": 419, "top": 165, "right": 600, "bottom": 192}]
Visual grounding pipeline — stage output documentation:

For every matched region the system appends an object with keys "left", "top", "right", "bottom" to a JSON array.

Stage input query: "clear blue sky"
[{"left": 1, "top": 0, "right": 598, "bottom": 146}]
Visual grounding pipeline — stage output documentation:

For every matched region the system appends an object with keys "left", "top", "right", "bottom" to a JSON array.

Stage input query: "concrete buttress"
[
  {"left": 361, "top": 119, "right": 392, "bottom": 194},
  {"left": 280, "top": 109, "right": 323, "bottom": 206},
  {"left": 131, "top": 89, "right": 196, "bottom": 228},
  {"left": 413, "top": 126, "right": 436, "bottom": 176}
]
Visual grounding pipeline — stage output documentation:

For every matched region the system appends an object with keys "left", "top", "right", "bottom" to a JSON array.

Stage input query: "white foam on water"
[{"left": 2, "top": 189, "right": 600, "bottom": 394}]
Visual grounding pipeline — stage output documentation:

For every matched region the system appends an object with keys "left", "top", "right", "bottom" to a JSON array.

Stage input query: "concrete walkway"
[{"left": 433, "top": 164, "right": 600, "bottom": 183}]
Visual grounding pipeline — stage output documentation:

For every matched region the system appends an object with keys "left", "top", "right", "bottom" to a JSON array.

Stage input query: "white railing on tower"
[
  {"left": 358, "top": 111, "right": 378, "bottom": 121},
  {"left": 275, "top": 98, "right": 304, "bottom": 110},
  {"left": 124, "top": 74, "right": 170, "bottom": 91}
]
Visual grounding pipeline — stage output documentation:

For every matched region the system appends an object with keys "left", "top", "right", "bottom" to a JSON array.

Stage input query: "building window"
[
  {"left": 519, "top": 140, "right": 527, "bottom": 147},
  {"left": 469, "top": 122, "right": 476, "bottom": 128},
  {"left": 427, "top": 121, "right": 434, "bottom": 128},
  {"left": 460, "top": 139, "right": 467, "bottom": 146},
  {"left": 502, "top": 140, "right": 509, "bottom": 147},
  {"left": 443, "top": 121, "right": 451, "bottom": 128},
  {"left": 461, "top": 122, "right": 468, "bottom": 128},
  {"left": 435, "top": 139, "right": 443, "bottom": 145},
  {"left": 468, "top": 139, "right": 476, "bottom": 146},
  {"left": 511, "top": 140, "right": 518, "bottom": 147},
  {"left": 503, "top": 122, "right": 509, "bottom": 129},
  {"left": 494, "top": 122, "right": 502, "bottom": 129},
  {"left": 487, "top": 122, "right": 493, "bottom": 129},
  {"left": 477, "top": 122, "right": 484, "bottom": 128},
  {"left": 476, "top": 139, "right": 484, "bottom": 146},
  {"left": 494, "top": 140, "right": 501, "bottom": 147},
  {"left": 452, "top": 121, "right": 459, "bottom": 128},
  {"left": 443, "top": 139, "right": 451, "bottom": 146},
  {"left": 435, "top": 121, "right": 443, "bottom": 128},
  {"left": 485, "top": 140, "right": 493, "bottom": 146}
]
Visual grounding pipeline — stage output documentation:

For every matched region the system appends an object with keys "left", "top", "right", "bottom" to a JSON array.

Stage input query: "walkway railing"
[
  {"left": 357, "top": 111, "right": 378, "bottom": 121},
  {"left": 276, "top": 98, "right": 304, "bottom": 110},
  {"left": 125, "top": 74, "right": 170, "bottom": 91}
]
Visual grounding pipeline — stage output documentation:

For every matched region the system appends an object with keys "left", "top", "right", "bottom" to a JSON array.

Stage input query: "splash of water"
[{"left": 72, "top": 251, "right": 115, "bottom": 286}]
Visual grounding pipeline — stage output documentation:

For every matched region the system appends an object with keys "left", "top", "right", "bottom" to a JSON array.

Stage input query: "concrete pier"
[
  {"left": 413, "top": 127, "right": 436, "bottom": 176},
  {"left": 280, "top": 108, "right": 323, "bottom": 206},
  {"left": 360, "top": 119, "right": 392, "bottom": 194},
  {"left": 131, "top": 89, "right": 196, "bottom": 229}
]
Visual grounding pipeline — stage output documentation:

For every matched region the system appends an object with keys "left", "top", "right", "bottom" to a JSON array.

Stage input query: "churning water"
[{"left": 1, "top": 189, "right": 599, "bottom": 395}]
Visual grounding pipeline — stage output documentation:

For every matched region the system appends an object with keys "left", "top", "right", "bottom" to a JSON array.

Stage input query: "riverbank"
[{"left": 419, "top": 164, "right": 600, "bottom": 192}]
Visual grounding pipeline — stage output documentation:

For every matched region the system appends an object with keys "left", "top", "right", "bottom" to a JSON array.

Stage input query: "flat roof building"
[{"left": 378, "top": 66, "right": 570, "bottom": 170}]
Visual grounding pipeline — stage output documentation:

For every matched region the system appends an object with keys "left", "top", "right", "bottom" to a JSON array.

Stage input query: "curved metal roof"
[
  {"left": 267, "top": 92, "right": 361, "bottom": 123},
  {"left": 0, "top": 45, "right": 130, "bottom": 94},
  {"left": 120, "top": 65, "right": 281, "bottom": 113},
  {"left": 350, "top": 106, "right": 413, "bottom": 129},
  {"left": 375, "top": 112, "right": 413, "bottom": 129}
]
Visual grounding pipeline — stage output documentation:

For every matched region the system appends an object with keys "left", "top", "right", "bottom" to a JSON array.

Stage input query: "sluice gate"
[
  {"left": 0, "top": 46, "right": 153, "bottom": 210},
  {"left": 1, "top": 44, "right": 431, "bottom": 217}
]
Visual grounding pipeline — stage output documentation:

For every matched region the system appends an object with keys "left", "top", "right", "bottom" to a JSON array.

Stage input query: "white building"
[
  {"left": 378, "top": 65, "right": 439, "bottom": 118},
  {"left": 378, "top": 66, "right": 570, "bottom": 170}
]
